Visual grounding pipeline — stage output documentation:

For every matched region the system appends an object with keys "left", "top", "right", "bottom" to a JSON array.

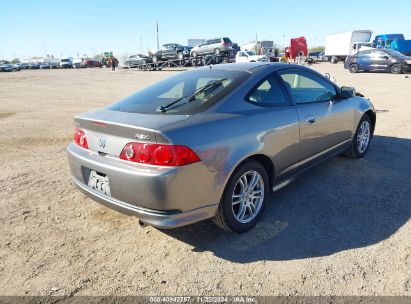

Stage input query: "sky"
[{"left": 1, "top": 0, "right": 411, "bottom": 60}]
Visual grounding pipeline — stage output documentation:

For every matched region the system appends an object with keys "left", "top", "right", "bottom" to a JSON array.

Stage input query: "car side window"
[
  {"left": 246, "top": 74, "right": 288, "bottom": 106},
  {"left": 358, "top": 50, "right": 371, "bottom": 57},
  {"left": 279, "top": 70, "right": 337, "bottom": 104},
  {"left": 371, "top": 51, "right": 388, "bottom": 59}
]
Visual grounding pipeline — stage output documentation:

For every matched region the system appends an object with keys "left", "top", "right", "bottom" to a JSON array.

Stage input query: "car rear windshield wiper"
[{"left": 157, "top": 78, "right": 228, "bottom": 113}]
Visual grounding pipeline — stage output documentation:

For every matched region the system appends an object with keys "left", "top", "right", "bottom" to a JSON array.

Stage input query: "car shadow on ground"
[{"left": 160, "top": 135, "right": 411, "bottom": 262}]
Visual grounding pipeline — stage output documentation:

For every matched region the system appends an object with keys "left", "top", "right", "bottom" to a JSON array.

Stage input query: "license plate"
[{"left": 88, "top": 170, "right": 111, "bottom": 196}]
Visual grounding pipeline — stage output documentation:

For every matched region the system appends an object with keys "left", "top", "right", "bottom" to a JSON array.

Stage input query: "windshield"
[
  {"left": 109, "top": 69, "right": 250, "bottom": 114},
  {"left": 61, "top": 59, "right": 69, "bottom": 62},
  {"left": 245, "top": 51, "right": 256, "bottom": 56}
]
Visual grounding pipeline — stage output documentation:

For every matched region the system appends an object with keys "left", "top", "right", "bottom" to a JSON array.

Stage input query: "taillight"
[
  {"left": 74, "top": 128, "right": 88, "bottom": 149},
  {"left": 120, "top": 143, "right": 200, "bottom": 166}
]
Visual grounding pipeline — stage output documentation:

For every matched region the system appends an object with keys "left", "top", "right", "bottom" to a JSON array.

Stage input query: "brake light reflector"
[
  {"left": 120, "top": 143, "right": 200, "bottom": 166},
  {"left": 74, "top": 128, "right": 89, "bottom": 149}
]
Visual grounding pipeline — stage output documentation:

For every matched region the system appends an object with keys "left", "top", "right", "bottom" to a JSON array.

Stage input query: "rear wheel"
[
  {"left": 349, "top": 63, "right": 359, "bottom": 73},
  {"left": 191, "top": 51, "right": 198, "bottom": 58},
  {"left": 214, "top": 48, "right": 221, "bottom": 55},
  {"left": 212, "top": 160, "right": 269, "bottom": 233},
  {"left": 344, "top": 115, "right": 372, "bottom": 158},
  {"left": 331, "top": 56, "right": 339, "bottom": 64},
  {"left": 177, "top": 52, "right": 184, "bottom": 60},
  {"left": 152, "top": 56, "right": 158, "bottom": 63},
  {"left": 390, "top": 64, "right": 402, "bottom": 74}
]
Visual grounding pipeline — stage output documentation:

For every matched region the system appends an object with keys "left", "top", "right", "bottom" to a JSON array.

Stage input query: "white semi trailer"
[{"left": 325, "top": 30, "right": 373, "bottom": 63}]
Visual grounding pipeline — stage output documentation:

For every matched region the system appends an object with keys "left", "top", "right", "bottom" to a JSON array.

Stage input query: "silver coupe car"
[{"left": 67, "top": 63, "right": 376, "bottom": 233}]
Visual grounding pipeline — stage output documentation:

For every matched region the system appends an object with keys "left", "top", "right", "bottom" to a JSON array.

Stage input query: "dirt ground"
[{"left": 0, "top": 64, "right": 410, "bottom": 296}]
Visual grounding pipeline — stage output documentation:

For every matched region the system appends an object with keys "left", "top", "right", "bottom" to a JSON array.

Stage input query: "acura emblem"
[{"left": 99, "top": 138, "right": 106, "bottom": 149}]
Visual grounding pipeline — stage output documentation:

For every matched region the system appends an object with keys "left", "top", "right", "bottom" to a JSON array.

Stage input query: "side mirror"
[
  {"left": 383, "top": 56, "right": 389, "bottom": 60},
  {"left": 340, "top": 86, "right": 356, "bottom": 99}
]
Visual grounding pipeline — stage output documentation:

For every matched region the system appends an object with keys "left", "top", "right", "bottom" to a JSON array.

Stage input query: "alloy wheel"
[
  {"left": 231, "top": 170, "right": 264, "bottom": 224},
  {"left": 357, "top": 121, "right": 370, "bottom": 153}
]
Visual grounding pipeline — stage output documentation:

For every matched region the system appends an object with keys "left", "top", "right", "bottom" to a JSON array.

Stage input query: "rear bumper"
[
  {"left": 72, "top": 177, "right": 218, "bottom": 228},
  {"left": 67, "top": 143, "right": 222, "bottom": 228}
]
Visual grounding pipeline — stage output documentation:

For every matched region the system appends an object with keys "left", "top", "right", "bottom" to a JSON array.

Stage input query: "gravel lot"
[{"left": 0, "top": 64, "right": 410, "bottom": 296}]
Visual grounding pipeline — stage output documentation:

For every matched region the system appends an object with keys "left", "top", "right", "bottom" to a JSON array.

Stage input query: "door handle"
[{"left": 305, "top": 115, "right": 316, "bottom": 124}]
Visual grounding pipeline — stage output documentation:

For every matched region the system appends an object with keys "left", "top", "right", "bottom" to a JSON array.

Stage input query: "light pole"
[{"left": 156, "top": 22, "right": 160, "bottom": 51}]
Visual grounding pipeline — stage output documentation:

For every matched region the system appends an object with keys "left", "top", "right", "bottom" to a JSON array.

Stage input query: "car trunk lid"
[{"left": 74, "top": 108, "right": 190, "bottom": 157}]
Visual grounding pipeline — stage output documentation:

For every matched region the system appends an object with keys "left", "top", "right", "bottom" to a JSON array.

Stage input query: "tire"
[
  {"left": 191, "top": 51, "right": 198, "bottom": 58},
  {"left": 152, "top": 56, "right": 158, "bottom": 63},
  {"left": 177, "top": 52, "right": 183, "bottom": 60},
  {"left": 212, "top": 160, "right": 269, "bottom": 233},
  {"left": 343, "top": 115, "right": 373, "bottom": 158},
  {"left": 214, "top": 48, "right": 221, "bottom": 56},
  {"left": 331, "top": 56, "right": 338, "bottom": 64},
  {"left": 349, "top": 63, "right": 359, "bottom": 73},
  {"left": 390, "top": 63, "right": 402, "bottom": 74}
]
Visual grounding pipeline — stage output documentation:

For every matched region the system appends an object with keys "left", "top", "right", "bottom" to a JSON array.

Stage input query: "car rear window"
[
  {"left": 223, "top": 38, "right": 232, "bottom": 43},
  {"left": 109, "top": 69, "right": 250, "bottom": 115}
]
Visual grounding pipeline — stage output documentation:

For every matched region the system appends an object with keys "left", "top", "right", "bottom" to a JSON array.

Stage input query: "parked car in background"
[
  {"left": 345, "top": 49, "right": 411, "bottom": 74},
  {"left": 12, "top": 63, "right": 21, "bottom": 71},
  {"left": 307, "top": 51, "right": 324, "bottom": 63},
  {"left": 0, "top": 63, "right": 18, "bottom": 72},
  {"left": 39, "top": 62, "right": 51, "bottom": 69},
  {"left": 152, "top": 44, "right": 191, "bottom": 62},
  {"left": 82, "top": 60, "right": 102, "bottom": 68},
  {"left": 235, "top": 51, "right": 269, "bottom": 63},
  {"left": 49, "top": 62, "right": 59, "bottom": 69},
  {"left": 190, "top": 37, "right": 233, "bottom": 58},
  {"left": 15, "top": 63, "right": 30, "bottom": 70},
  {"left": 125, "top": 54, "right": 153, "bottom": 67},
  {"left": 29, "top": 63, "right": 40, "bottom": 69},
  {"left": 67, "top": 63, "right": 376, "bottom": 233}
]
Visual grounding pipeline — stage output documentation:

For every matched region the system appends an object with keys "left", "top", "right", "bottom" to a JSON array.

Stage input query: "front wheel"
[
  {"left": 344, "top": 115, "right": 373, "bottom": 158},
  {"left": 349, "top": 63, "right": 359, "bottom": 73},
  {"left": 212, "top": 160, "right": 269, "bottom": 233},
  {"left": 191, "top": 51, "right": 198, "bottom": 58},
  {"left": 390, "top": 64, "right": 402, "bottom": 74},
  {"left": 214, "top": 48, "right": 221, "bottom": 55},
  {"left": 176, "top": 52, "right": 184, "bottom": 60}
]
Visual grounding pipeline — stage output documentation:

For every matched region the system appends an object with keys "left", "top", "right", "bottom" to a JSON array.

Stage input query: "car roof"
[{"left": 207, "top": 62, "right": 307, "bottom": 73}]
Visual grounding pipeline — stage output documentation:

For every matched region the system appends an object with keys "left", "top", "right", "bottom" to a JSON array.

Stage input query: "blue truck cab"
[{"left": 373, "top": 34, "right": 411, "bottom": 56}]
